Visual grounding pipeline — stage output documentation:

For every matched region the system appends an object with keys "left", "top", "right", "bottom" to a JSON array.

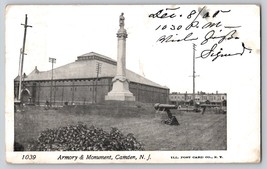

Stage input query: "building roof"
[{"left": 23, "top": 52, "right": 168, "bottom": 89}]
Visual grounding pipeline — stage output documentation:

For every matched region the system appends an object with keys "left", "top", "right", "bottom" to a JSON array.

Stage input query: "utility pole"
[
  {"left": 18, "top": 14, "right": 32, "bottom": 102},
  {"left": 192, "top": 43, "right": 199, "bottom": 107},
  {"left": 18, "top": 48, "right": 22, "bottom": 76},
  {"left": 95, "top": 62, "right": 102, "bottom": 103},
  {"left": 49, "top": 57, "right": 56, "bottom": 106},
  {"left": 18, "top": 48, "right": 27, "bottom": 76}
]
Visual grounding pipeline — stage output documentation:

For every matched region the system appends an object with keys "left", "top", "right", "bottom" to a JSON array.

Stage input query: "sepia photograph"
[{"left": 5, "top": 5, "right": 260, "bottom": 163}]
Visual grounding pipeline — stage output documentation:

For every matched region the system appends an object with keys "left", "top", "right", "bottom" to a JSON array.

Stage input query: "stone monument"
[{"left": 105, "top": 13, "right": 135, "bottom": 101}]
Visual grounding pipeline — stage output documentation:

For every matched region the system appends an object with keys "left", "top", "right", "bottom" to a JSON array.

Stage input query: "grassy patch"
[{"left": 15, "top": 104, "right": 226, "bottom": 151}]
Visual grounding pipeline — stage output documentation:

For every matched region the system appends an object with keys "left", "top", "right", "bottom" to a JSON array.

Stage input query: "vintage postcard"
[{"left": 5, "top": 5, "right": 260, "bottom": 163}]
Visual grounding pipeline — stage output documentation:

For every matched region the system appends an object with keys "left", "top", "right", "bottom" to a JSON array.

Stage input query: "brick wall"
[{"left": 15, "top": 78, "right": 169, "bottom": 105}]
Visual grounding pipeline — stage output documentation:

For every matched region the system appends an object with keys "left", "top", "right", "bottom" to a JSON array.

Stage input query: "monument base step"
[{"left": 105, "top": 92, "right": 135, "bottom": 101}]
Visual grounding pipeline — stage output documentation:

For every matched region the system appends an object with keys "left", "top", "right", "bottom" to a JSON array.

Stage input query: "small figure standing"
[
  {"left": 45, "top": 100, "right": 49, "bottom": 107},
  {"left": 202, "top": 106, "right": 206, "bottom": 115},
  {"left": 119, "top": 13, "right": 125, "bottom": 28}
]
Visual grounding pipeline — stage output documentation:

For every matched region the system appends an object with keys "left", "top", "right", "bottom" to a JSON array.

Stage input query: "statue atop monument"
[{"left": 119, "top": 13, "right": 125, "bottom": 28}]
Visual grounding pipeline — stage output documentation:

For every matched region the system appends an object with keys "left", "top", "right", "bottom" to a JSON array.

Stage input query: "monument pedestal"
[{"left": 105, "top": 77, "right": 135, "bottom": 101}]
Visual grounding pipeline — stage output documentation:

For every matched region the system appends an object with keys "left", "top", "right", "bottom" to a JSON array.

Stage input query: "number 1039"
[{"left": 22, "top": 154, "right": 36, "bottom": 160}]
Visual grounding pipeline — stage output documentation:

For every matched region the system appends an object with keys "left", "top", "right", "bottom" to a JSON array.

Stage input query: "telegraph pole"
[
  {"left": 18, "top": 14, "right": 32, "bottom": 102},
  {"left": 192, "top": 43, "right": 199, "bottom": 107},
  {"left": 18, "top": 48, "right": 28, "bottom": 76},
  {"left": 18, "top": 48, "right": 22, "bottom": 76},
  {"left": 95, "top": 62, "right": 102, "bottom": 103},
  {"left": 49, "top": 57, "right": 56, "bottom": 106}
]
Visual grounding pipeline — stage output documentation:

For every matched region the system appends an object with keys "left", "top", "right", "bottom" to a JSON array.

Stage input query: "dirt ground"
[{"left": 14, "top": 105, "right": 227, "bottom": 151}]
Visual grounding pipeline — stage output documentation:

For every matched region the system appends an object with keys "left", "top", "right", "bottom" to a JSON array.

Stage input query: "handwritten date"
[{"left": 149, "top": 6, "right": 230, "bottom": 21}]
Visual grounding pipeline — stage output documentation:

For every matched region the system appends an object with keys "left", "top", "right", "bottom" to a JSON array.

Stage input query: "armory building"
[{"left": 14, "top": 52, "right": 169, "bottom": 105}]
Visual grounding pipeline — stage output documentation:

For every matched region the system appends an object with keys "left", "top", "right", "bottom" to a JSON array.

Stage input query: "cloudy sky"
[{"left": 5, "top": 5, "right": 260, "bottom": 94}]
